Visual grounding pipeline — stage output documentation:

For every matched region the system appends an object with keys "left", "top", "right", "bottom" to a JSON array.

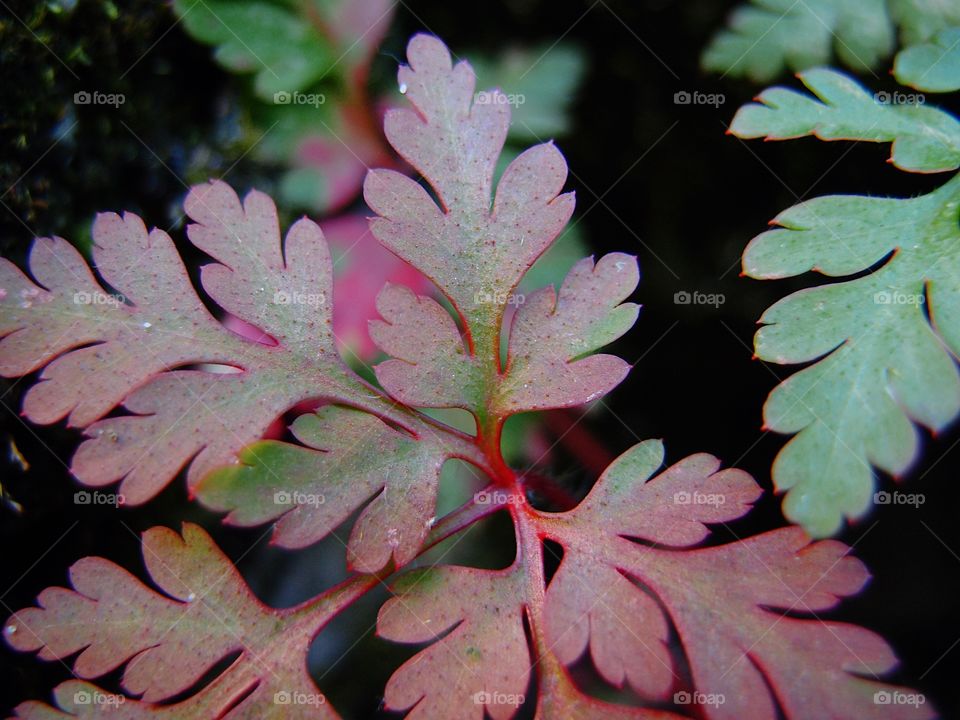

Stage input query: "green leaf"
[
  {"left": 702, "top": 0, "right": 894, "bottom": 82},
  {"left": 174, "top": 0, "right": 336, "bottom": 100},
  {"left": 894, "top": 27, "right": 960, "bottom": 92},
  {"left": 471, "top": 44, "right": 586, "bottom": 141},
  {"left": 743, "top": 173, "right": 960, "bottom": 536},
  {"left": 730, "top": 68, "right": 960, "bottom": 173},
  {"left": 890, "top": 0, "right": 960, "bottom": 45}
]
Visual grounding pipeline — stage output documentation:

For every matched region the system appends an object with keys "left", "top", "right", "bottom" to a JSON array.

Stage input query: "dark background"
[{"left": 2, "top": 0, "right": 959, "bottom": 717}]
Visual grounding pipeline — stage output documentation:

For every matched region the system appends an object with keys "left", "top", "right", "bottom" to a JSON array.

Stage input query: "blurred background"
[{"left": 2, "top": 0, "right": 959, "bottom": 716}]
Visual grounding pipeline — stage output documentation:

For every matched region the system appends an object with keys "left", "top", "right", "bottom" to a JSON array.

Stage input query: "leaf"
[
  {"left": 173, "top": 0, "right": 393, "bottom": 101},
  {"left": 890, "top": 0, "right": 960, "bottom": 45},
  {"left": 364, "top": 34, "right": 636, "bottom": 416},
  {"left": 739, "top": 173, "right": 960, "bottom": 535},
  {"left": 560, "top": 445, "right": 932, "bottom": 720},
  {"left": 702, "top": 0, "right": 894, "bottom": 82},
  {"left": 197, "top": 405, "right": 452, "bottom": 573},
  {"left": 0, "top": 180, "right": 457, "bottom": 507},
  {"left": 378, "top": 566, "right": 530, "bottom": 720},
  {"left": 894, "top": 27, "right": 960, "bottom": 92},
  {"left": 4, "top": 523, "right": 348, "bottom": 718},
  {"left": 470, "top": 44, "right": 586, "bottom": 141},
  {"left": 364, "top": 36, "right": 574, "bottom": 350},
  {"left": 729, "top": 68, "right": 960, "bottom": 173},
  {"left": 380, "top": 442, "right": 933, "bottom": 719},
  {"left": 495, "top": 252, "right": 639, "bottom": 414}
]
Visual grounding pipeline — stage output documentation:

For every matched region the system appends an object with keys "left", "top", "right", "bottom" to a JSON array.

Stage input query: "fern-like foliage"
[
  {"left": 729, "top": 50, "right": 960, "bottom": 536},
  {"left": 702, "top": 0, "right": 960, "bottom": 81},
  {"left": 0, "top": 35, "right": 933, "bottom": 719}
]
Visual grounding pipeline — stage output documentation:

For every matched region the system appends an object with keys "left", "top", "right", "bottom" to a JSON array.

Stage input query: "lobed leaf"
[
  {"left": 495, "top": 252, "right": 639, "bottom": 414},
  {"left": 378, "top": 567, "right": 530, "bottom": 720},
  {"left": 739, "top": 174, "right": 960, "bottom": 536},
  {"left": 5, "top": 523, "right": 346, "bottom": 718},
  {"left": 890, "top": 0, "right": 960, "bottom": 46},
  {"left": 365, "top": 35, "right": 636, "bottom": 417},
  {"left": 198, "top": 405, "right": 455, "bottom": 573},
  {"left": 894, "top": 27, "right": 960, "bottom": 92},
  {"left": 380, "top": 442, "right": 932, "bottom": 718},
  {"left": 702, "top": 0, "right": 894, "bottom": 82},
  {"left": 547, "top": 442, "right": 931, "bottom": 719},
  {"left": 174, "top": 0, "right": 393, "bottom": 101},
  {"left": 730, "top": 68, "right": 960, "bottom": 173},
  {"left": 0, "top": 180, "right": 467, "bottom": 538}
]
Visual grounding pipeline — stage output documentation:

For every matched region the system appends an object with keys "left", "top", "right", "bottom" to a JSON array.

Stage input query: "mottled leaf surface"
[{"left": 198, "top": 406, "right": 454, "bottom": 572}]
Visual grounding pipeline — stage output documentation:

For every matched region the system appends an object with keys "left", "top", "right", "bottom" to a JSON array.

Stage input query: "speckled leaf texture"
[
  {"left": 0, "top": 176, "right": 484, "bottom": 568},
  {"left": 5, "top": 524, "right": 348, "bottom": 719},
  {"left": 379, "top": 442, "right": 932, "bottom": 720},
  {"left": 730, "top": 69, "right": 960, "bottom": 535},
  {"left": 1, "top": 32, "right": 935, "bottom": 720},
  {"left": 364, "top": 34, "right": 637, "bottom": 417},
  {"left": 702, "top": 0, "right": 960, "bottom": 81}
]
